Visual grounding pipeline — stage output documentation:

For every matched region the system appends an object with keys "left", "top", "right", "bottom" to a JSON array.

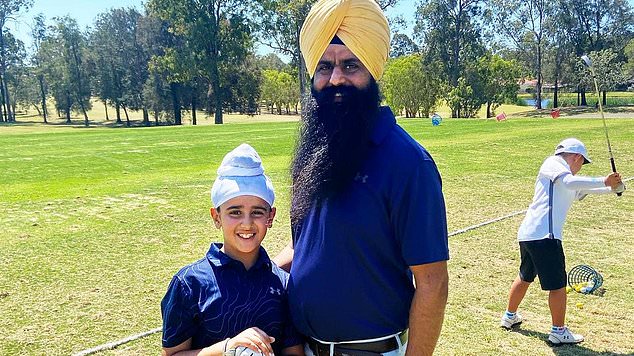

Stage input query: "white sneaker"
[
  {"left": 500, "top": 312, "right": 523, "bottom": 329},
  {"left": 548, "top": 327, "right": 584, "bottom": 344}
]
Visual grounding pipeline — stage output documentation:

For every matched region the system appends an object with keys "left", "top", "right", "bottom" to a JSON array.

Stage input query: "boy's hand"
[
  {"left": 227, "top": 327, "right": 275, "bottom": 356},
  {"left": 604, "top": 172, "right": 622, "bottom": 189}
]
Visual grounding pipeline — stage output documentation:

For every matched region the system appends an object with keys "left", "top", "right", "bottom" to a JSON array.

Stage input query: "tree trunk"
[
  {"left": 602, "top": 91, "right": 606, "bottom": 106},
  {"left": 486, "top": 102, "right": 492, "bottom": 118},
  {"left": 535, "top": 41, "right": 543, "bottom": 110},
  {"left": 581, "top": 89, "right": 587, "bottom": 106},
  {"left": 0, "top": 83, "right": 4, "bottom": 122},
  {"left": 1, "top": 69, "right": 13, "bottom": 122},
  {"left": 123, "top": 105, "right": 130, "bottom": 127},
  {"left": 115, "top": 102, "right": 122, "bottom": 124},
  {"left": 38, "top": 75, "right": 47, "bottom": 123},
  {"left": 65, "top": 93, "right": 72, "bottom": 124},
  {"left": 154, "top": 109, "right": 159, "bottom": 126},
  {"left": 104, "top": 101, "right": 109, "bottom": 121},
  {"left": 170, "top": 82, "right": 182, "bottom": 125},
  {"left": 192, "top": 96, "right": 197, "bottom": 125},
  {"left": 211, "top": 61, "right": 223, "bottom": 125},
  {"left": 553, "top": 77, "right": 559, "bottom": 108},
  {"left": 143, "top": 108, "right": 149, "bottom": 126},
  {"left": 0, "top": 73, "right": 7, "bottom": 122}
]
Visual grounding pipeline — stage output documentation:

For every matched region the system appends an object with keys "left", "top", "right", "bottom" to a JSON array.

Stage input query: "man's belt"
[{"left": 307, "top": 330, "right": 408, "bottom": 356}]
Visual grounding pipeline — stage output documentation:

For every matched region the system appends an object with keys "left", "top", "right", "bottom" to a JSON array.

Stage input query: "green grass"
[{"left": 1, "top": 113, "right": 633, "bottom": 355}]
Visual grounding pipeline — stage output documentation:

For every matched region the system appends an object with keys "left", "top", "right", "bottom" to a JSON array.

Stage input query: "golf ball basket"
[{"left": 568, "top": 264, "right": 603, "bottom": 294}]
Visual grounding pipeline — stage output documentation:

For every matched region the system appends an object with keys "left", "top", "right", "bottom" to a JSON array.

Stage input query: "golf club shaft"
[{"left": 590, "top": 71, "right": 623, "bottom": 196}]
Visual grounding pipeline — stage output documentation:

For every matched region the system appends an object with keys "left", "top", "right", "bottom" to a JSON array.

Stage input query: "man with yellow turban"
[{"left": 274, "top": 0, "right": 449, "bottom": 355}]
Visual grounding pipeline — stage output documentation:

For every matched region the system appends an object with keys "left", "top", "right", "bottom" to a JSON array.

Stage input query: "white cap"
[
  {"left": 554, "top": 138, "right": 591, "bottom": 164},
  {"left": 210, "top": 144, "right": 275, "bottom": 208}
]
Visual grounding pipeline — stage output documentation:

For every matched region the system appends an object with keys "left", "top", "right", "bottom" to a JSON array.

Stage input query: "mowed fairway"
[{"left": 1, "top": 115, "right": 632, "bottom": 355}]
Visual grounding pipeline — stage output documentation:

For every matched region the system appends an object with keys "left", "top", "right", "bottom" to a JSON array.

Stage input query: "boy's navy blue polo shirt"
[
  {"left": 288, "top": 106, "right": 449, "bottom": 341},
  {"left": 161, "top": 243, "right": 302, "bottom": 353}
]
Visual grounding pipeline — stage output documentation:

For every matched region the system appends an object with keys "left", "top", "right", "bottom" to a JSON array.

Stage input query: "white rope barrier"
[
  {"left": 448, "top": 209, "right": 527, "bottom": 237},
  {"left": 72, "top": 327, "right": 162, "bottom": 356}
]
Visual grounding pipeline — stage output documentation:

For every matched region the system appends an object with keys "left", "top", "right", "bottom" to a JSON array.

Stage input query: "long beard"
[{"left": 290, "top": 80, "right": 381, "bottom": 224}]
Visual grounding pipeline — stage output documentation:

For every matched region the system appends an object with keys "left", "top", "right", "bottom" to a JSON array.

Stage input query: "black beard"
[{"left": 290, "top": 79, "right": 381, "bottom": 225}]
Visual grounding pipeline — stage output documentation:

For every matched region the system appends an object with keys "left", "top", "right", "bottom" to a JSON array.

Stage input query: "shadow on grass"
[
  {"left": 2, "top": 117, "right": 165, "bottom": 129},
  {"left": 512, "top": 328, "right": 629, "bottom": 356}
]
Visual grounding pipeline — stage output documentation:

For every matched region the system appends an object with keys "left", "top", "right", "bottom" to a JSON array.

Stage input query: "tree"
[
  {"left": 390, "top": 33, "right": 420, "bottom": 57},
  {"left": 90, "top": 8, "right": 149, "bottom": 126},
  {"left": 486, "top": 0, "right": 556, "bottom": 110},
  {"left": 0, "top": 32, "right": 25, "bottom": 121},
  {"left": 257, "top": 0, "right": 313, "bottom": 97},
  {"left": 261, "top": 69, "right": 299, "bottom": 114},
  {"left": 415, "top": 0, "right": 485, "bottom": 118},
  {"left": 31, "top": 14, "right": 49, "bottom": 123},
  {"left": 476, "top": 54, "right": 521, "bottom": 118},
  {"left": 137, "top": 13, "right": 177, "bottom": 125},
  {"left": 381, "top": 54, "right": 442, "bottom": 118},
  {"left": 43, "top": 16, "right": 92, "bottom": 125},
  {"left": 0, "top": 0, "right": 33, "bottom": 122},
  {"left": 579, "top": 49, "right": 625, "bottom": 106},
  {"left": 147, "top": 0, "right": 257, "bottom": 124}
]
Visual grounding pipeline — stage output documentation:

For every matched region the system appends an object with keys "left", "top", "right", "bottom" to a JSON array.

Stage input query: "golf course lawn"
[{"left": 1, "top": 113, "right": 632, "bottom": 355}]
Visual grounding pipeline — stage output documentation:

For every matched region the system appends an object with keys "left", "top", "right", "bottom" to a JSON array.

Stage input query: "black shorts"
[{"left": 518, "top": 239, "right": 567, "bottom": 290}]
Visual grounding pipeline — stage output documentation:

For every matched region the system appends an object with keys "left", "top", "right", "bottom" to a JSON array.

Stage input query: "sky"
[{"left": 7, "top": 0, "right": 418, "bottom": 56}]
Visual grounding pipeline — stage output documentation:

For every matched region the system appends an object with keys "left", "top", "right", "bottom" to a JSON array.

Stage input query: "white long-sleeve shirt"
[{"left": 518, "top": 155, "right": 611, "bottom": 242}]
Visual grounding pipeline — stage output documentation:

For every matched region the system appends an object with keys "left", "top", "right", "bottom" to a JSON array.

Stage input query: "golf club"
[{"left": 581, "top": 55, "right": 625, "bottom": 196}]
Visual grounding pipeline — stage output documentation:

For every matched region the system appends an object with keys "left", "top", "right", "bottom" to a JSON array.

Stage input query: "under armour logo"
[
  {"left": 354, "top": 172, "right": 368, "bottom": 183},
  {"left": 269, "top": 287, "right": 282, "bottom": 295}
]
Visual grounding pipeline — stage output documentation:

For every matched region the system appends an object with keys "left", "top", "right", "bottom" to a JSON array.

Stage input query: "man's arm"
[
  {"left": 273, "top": 242, "right": 294, "bottom": 273},
  {"left": 406, "top": 261, "right": 448, "bottom": 356}
]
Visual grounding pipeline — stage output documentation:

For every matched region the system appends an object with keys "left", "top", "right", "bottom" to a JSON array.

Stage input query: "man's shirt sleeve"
[{"left": 392, "top": 159, "right": 449, "bottom": 266}]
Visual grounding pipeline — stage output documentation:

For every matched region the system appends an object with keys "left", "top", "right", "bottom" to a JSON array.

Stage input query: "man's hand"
[{"left": 604, "top": 172, "right": 622, "bottom": 189}]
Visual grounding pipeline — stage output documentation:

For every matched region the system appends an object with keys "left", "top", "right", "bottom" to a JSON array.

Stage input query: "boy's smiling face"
[{"left": 211, "top": 195, "right": 275, "bottom": 268}]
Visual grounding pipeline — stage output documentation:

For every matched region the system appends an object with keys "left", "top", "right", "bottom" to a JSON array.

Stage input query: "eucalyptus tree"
[
  {"left": 44, "top": 16, "right": 92, "bottom": 125},
  {"left": 137, "top": 13, "right": 177, "bottom": 125},
  {"left": 147, "top": 0, "right": 258, "bottom": 124},
  {"left": 485, "top": 0, "right": 556, "bottom": 109},
  {"left": 0, "top": 32, "right": 26, "bottom": 121},
  {"left": 562, "top": 0, "right": 634, "bottom": 54},
  {"left": 415, "top": 0, "right": 486, "bottom": 117},
  {"left": 3, "top": 33, "right": 27, "bottom": 118},
  {"left": 90, "top": 7, "right": 148, "bottom": 126},
  {"left": 578, "top": 49, "right": 625, "bottom": 106},
  {"left": 30, "top": 14, "right": 49, "bottom": 122},
  {"left": 0, "top": 0, "right": 33, "bottom": 122}
]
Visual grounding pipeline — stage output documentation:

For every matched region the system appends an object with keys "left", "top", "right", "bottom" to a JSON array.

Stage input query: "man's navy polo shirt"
[
  {"left": 161, "top": 243, "right": 302, "bottom": 353},
  {"left": 288, "top": 106, "right": 449, "bottom": 341}
]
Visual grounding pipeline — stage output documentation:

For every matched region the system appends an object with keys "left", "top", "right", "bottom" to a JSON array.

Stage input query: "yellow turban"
[{"left": 300, "top": 0, "right": 390, "bottom": 80}]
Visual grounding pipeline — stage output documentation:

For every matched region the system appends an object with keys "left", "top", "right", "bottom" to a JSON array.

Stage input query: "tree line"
[{"left": 1, "top": 0, "right": 633, "bottom": 125}]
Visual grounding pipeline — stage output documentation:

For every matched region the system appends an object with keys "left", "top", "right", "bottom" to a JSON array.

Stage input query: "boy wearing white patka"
[
  {"left": 500, "top": 138, "right": 623, "bottom": 345},
  {"left": 161, "top": 144, "right": 304, "bottom": 356}
]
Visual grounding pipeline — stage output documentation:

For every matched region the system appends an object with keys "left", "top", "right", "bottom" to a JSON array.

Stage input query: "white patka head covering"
[{"left": 210, "top": 144, "right": 275, "bottom": 209}]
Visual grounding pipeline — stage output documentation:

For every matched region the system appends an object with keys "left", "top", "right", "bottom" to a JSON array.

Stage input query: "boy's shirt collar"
[{"left": 206, "top": 242, "right": 271, "bottom": 271}]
